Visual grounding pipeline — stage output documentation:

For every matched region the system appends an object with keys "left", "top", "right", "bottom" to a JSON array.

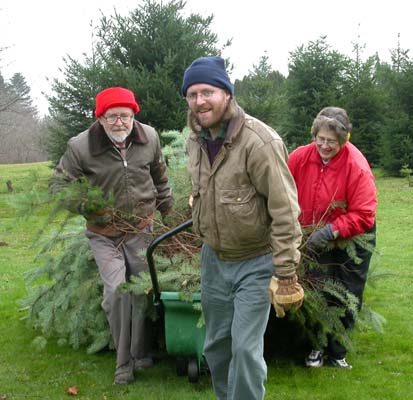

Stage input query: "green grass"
[{"left": 1, "top": 163, "right": 412, "bottom": 399}]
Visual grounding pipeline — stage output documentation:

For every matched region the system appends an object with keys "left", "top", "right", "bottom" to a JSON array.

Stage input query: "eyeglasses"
[
  {"left": 315, "top": 136, "right": 339, "bottom": 146},
  {"left": 186, "top": 89, "right": 216, "bottom": 103},
  {"left": 102, "top": 114, "right": 133, "bottom": 125}
]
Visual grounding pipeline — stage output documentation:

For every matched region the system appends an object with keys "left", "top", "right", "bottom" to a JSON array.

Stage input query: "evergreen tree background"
[
  {"left": 0, "top": 71, "right": 47, "bottom": 163},
  {"left": 234, "top": 54, "right": 286, "bottom": 130},
  {"left": 1, "top": 0, "right": 413, "bottom": 173},
  {"left": 233, "top": 36, "right": 413, "bottom": 174},
  {"left": 341, "top": 43, "right": 385, "bottom": 166},
  {"left": 279, "top": 37, "right": 347, "bottom": 149},
  {"left": 377, "top": 44, "right": 413, "bottom": 174},
  {"left": 44, "top": 0, "right": 229, "bottom": 165},
  {"left": 8, "top": 72, "right": 37, "bottom": 114}
]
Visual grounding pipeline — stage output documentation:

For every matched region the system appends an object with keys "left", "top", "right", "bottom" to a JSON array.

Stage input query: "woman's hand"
[{"left": 307, "top": 224, "right": 335, "bottom": 250}]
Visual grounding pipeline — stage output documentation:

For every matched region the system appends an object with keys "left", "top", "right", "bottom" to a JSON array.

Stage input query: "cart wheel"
[
  {"left": 200, "top": 354, "right": 210, "bottom": 375},
  {"left": 176, "top": 357, "right": 187, "bottom": 377},
  {"left": 187, "top": 358, "right": 199, "bottom": 383}
]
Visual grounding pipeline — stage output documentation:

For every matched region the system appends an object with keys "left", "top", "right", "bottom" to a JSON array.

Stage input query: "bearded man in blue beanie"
[{"left": 182, "top": 56, "right": 304, "bottom": 400}]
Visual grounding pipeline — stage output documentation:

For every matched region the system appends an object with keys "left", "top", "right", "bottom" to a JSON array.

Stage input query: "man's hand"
[
  {"left": 268, "top": 275, "right": 304, "bottom": 318},
  {"left": 307, "top": 224, "right": 335, "bottom": 251},
  {"left": 86, "top": 207, "right": 113, "bottom": 226},
  {"left": 160, "top": 207, "right": 173, "bottom": 226},
  {"left": 161, "top": 207, "right": 172, "bottom": 219}
]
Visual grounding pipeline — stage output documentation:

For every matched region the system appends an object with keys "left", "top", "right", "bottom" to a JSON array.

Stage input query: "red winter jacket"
[{"left": 288, "top": 142, "right": 377, "bottom": 238}]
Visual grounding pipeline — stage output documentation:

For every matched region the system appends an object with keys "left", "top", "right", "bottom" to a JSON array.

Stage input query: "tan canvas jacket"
[{"left": 187, "top": 105, "right": 302, "bottom": 276}]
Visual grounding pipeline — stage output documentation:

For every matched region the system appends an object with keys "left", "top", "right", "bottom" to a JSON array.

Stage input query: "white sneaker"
[
  {"left": 330, "top": 357, "right": 352, "bottom": 369},
  {"left": 305, "top": 350, "right": 324, "bottom": 367}
]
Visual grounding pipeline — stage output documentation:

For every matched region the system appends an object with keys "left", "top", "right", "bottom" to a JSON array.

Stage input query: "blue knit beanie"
[{"left": 181, "top": 56, "right": 234, "bottom": 97}]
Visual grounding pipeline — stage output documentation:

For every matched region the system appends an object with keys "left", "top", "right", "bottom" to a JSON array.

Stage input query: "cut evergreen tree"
[
  {"left": 18, "top": 129, "right": 385, "bottom": 355},
  {"left": 19, "top": 219, "right": 112, "bottom": 354}
]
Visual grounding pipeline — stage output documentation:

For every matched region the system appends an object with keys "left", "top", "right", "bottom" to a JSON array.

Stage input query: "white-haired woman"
[{"left": 288, "top": 106, "right": 377, "bottom": 369}]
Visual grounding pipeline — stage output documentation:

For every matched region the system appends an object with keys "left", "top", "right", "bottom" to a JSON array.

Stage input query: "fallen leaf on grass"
[{"left": 67, "top": 386, "right": 78, "bottom": 396}]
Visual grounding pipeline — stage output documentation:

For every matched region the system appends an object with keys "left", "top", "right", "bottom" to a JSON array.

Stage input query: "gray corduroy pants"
[
  {"left": 201, "top": 243, "right": 273, "bottom": 400},
  {"left": 86, "top": 229, "right": 152, "bottom": 372}
]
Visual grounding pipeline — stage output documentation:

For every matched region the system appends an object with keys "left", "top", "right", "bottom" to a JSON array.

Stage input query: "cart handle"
[{"left": 146, "top": 219, "right": 193, "bottom": 312}]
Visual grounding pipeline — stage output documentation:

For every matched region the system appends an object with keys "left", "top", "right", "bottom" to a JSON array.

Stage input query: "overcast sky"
[{"left": 1, "top": 0, "right": 411, "bottom": 116}]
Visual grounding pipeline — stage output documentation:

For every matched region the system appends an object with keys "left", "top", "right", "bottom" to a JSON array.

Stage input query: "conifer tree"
[
  {"left": 46, "top": 0, "right": 227, "bottom": 164},
  {"left": 377, "top": 44, "right": 413, "bottom": 175},
  {"left": 19, "top": 129, "right": 385, "bottom": 356}
]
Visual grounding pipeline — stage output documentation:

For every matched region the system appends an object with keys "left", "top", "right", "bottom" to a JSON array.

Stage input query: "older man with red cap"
[{"left": 51, "top": 87, "right": 173, "bottom": 384}]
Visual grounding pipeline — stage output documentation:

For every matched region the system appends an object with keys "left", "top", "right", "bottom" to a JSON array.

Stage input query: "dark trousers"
[
  {"left": 313, "top": 224, "right": 376, "bottom": 359},
  {"left": 85, "top": 229, "right": 153, "bottom": 372}
]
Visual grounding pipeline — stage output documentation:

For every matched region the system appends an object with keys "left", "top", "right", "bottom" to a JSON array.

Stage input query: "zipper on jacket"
[
  {"left": 113, "top": 145, "right": 128, "bottom": 168},
  {"left": 117, "top": 144, "right": 132, "bottom": 211},
  {"left": 123, "top": 142, "right": 132, "bottom": 168}
]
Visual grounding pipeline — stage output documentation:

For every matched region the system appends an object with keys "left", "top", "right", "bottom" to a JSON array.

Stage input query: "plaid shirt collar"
[{"left": 200, "top": 125, "right": 227, "bottom": 141}]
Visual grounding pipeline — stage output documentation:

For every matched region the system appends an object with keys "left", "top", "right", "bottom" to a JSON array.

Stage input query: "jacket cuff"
[
  {"left": 156, "top": 197, "right": 174, "bottom": 214},
  {"left": 274, "top": 265, "right": 296, "bottom": 279}
]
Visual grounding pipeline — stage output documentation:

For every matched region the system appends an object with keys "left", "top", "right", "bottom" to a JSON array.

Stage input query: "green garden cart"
[{"left": 146, "top": 219, "right": 207, "bottom": 383}]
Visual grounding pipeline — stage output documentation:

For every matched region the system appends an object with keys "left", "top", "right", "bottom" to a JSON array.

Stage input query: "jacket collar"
[
  {"left": 224, "top": 106, "right": 245, "bottom": 144},
  {"left": 88, "top": 120, "right": 149, "bottom": 156},
  {"left": 309, "top": 142, "right": 348, "bottom": 168}
]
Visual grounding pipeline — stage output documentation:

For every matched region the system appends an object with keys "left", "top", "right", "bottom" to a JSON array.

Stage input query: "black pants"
[{"left": 313, "top": 223, "right": 376, "bottom": 359}]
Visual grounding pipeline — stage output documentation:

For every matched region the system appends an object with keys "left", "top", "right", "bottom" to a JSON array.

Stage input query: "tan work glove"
[{"left": 268, "top": 274, "right": 304, "bottom": 318}]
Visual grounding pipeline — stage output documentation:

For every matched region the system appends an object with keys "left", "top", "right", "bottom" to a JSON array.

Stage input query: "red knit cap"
[{"left": 95, "top": 87, "right": 140, "bottom": 117}]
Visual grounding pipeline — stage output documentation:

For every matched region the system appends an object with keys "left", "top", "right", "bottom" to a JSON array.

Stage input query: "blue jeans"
[{"left": 201, "top": 244, "right": 273, "bottom": 400}]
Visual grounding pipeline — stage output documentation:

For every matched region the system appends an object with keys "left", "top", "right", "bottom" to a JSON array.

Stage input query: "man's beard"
[
  {"left": 188, "top": 97, "right": 233, "bottom": 133},
  {"left": 107, "top": 130, "right": 129, "bottom": 144}
]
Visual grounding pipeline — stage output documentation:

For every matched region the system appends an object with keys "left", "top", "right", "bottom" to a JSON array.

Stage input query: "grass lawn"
[{"left": 0, "top": 162, "right": 412, "bottom": 399}]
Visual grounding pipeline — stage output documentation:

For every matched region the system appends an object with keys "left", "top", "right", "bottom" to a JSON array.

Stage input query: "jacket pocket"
[
  {"left": 220, "top": 187, "right": 256, "bottom": 214},
  {"left": 218, "top": 187, "right": 269, "bottom": 246}
]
